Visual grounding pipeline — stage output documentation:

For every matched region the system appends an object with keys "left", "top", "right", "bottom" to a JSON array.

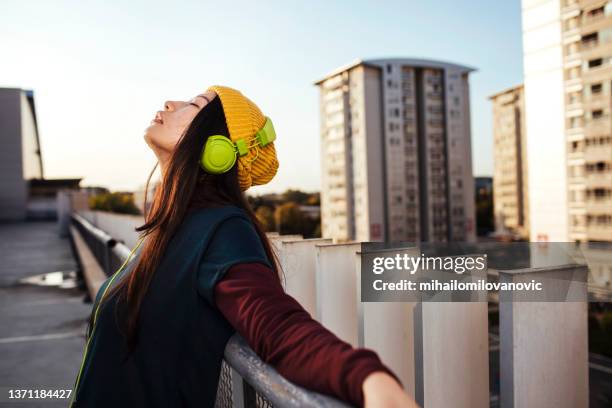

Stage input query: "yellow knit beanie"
[{"left": 207, "top": 85, "right": 279, "bottom": 191}]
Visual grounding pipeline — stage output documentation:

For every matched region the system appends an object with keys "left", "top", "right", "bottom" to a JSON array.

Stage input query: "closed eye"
[{"left": 189, "top": 102, "right": 200, "bottom": 108}]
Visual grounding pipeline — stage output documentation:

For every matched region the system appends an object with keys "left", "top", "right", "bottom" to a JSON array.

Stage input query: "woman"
[{"left": 71, "top": 86, "right": 416, "bottom": 408}]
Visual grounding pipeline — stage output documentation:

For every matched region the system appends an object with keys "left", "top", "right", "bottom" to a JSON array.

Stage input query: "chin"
[
  {"left": 144, "top": 122, "right": 161, "bottom": 141},
  {"left": 144, "top": 129, "right": 174, "bottom": 156},
  {"left": 144, "top": 128, "right": 162, "bottom": 151},
  {"left": 143, "top": 128, "right": 153, "bottom": 145}
]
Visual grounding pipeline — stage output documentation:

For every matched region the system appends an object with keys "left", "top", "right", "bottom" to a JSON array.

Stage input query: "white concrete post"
[
  {"left": 57, "top": 190, "right": 89, "bottom": 237},
  {"left": 357, "top": 247, "right": 418, "bottom": 396},
  {"left": 499, "top": 264, "right": 589, "bottom": 408},
  {"left": 278, "top": 238, "right": 332, "bottom": 317},
  {"left": 417, "top": 302, "right": 489, "bottom": 408},
  {"left": 315, "top": 242, "right": 361, "bottom": 346},
  {"left": 57, "top": 191, "right": 72, "bottom": 237}
]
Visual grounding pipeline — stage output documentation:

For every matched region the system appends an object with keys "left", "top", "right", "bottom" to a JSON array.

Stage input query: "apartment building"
[
  {"left": 522, "top": 0, "right": 612, "bottom": 242},
  {"left": 489, "top": 85, "right": 530, "bottom": 239},
  {"left": 314, "top": 58, "right": 476, "bottom": 243},
  {"left": 0, "top": 88, "right": 44, "bottom": 220}
]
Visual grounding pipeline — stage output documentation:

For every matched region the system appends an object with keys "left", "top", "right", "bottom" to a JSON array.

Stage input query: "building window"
[
  {"left": 387, "top": 79, "right": 398, "bottom": 88},
  {"left": 588, "top": 58, "right": 603, "bottom": 69},
  {"left": 586, "top": 161, "right": 611, "bottom": 172},
  {"left": 591, "top": 83, "right": 603, "bottom": 94},
  {"left": 571, "top": 140, "right": 583, "bottom": 152},
  {"left": 582, "top": 32, "right": 598, "bottom": 47},
  {"left": 587, "top": 6, "right": 604, "bottom": 19},
  {"left": 587, "top": 187, "right": 612, "bottom": 199},
  {"left": 592, "top": 109, "right": 604, "bottom": 119}
]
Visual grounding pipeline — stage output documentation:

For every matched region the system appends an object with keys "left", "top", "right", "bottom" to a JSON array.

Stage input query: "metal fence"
[{"left": 71, "top": 214, "right": 350, "bottom": 408}]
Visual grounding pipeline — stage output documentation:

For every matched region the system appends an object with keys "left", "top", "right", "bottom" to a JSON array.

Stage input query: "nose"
[{"left": 164, "top": 100, "right": 176, "bottom": 111}]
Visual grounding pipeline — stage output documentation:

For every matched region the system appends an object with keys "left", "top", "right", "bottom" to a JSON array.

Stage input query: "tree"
[
  {"left": 282, "top": 189, "right": 310, "bottom": 205},
  {"left": 274, "top": 202, "right": 307, "bottom": 235},
  {"left": 89, "top": 192, "right": 141, "bottom": 215},
  {"left": 306, "top": 193, "right": 320, "bottom": 206},
  {"left": 255, "top": 206, "right": 276, "bottom": 232}
]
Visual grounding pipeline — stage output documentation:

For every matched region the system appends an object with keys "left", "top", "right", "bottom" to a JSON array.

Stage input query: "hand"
[{"left": 362, "top": 371, "right": 419, "bottom": 408}]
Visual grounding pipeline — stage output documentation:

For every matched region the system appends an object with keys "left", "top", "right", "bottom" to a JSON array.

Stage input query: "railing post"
[
  {"left": 315, "top": 243, "right": 361, "bottom": 345},
  {"left": 415, "top": 302, "right": 489, "bottom": 408},
  {"left": 498, "top": 264, "right": 589, "bottom": 408},
  {"left": 357, "top": 247, "right": 418, "bottom": 397},
  {"left": 279, "top": 238, "right": 332, "bottom": 317}
]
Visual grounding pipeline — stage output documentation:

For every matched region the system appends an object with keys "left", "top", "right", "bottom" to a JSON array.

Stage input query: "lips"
[{"left": 152, "top": 111, "right": 163, "bottom": 125}]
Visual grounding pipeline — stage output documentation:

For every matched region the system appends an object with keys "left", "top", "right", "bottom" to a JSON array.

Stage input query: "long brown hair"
[{"left": 103, "top": 96, "right": 279, "bottom": 351}]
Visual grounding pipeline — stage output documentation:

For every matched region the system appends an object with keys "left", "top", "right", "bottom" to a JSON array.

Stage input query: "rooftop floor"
[{"left": 0, "top": 221, "right": 90, "bottom": 407}]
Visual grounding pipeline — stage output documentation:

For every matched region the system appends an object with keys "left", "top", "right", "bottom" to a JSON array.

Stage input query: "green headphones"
[{"left": 200, "top": 117, "right": 276, "bottom": 174}]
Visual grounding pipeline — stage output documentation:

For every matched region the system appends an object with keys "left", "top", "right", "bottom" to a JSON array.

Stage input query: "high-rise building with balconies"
[
  {"left": 522, "top": 0, "right": 612, "bottom": 242},
  {"left": 314, "top": 58, "right": 476, "bottom": 243},
  {"left": 489, "top": 85, "right": 530, "bottom": 239}
]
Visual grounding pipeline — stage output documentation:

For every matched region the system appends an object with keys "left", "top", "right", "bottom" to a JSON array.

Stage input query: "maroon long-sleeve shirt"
[{"left": 214, "top": 262, "right": 401, "bottom": 407}]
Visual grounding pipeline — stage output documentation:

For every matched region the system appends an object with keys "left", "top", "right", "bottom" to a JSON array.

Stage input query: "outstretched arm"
[{"left": 214, "top": 262, "right": 415, "bottom": 407}]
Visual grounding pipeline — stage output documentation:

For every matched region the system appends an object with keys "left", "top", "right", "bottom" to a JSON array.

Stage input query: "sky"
[{"left": 1, "top": 0, "right": 524, "bottom": 195}]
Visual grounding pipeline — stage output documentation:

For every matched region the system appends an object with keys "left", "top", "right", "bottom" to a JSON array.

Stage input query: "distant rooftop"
[
  {"left": 488, "top": 83, "right": 524, "bottom": 100},
  {"left": 314, "top": 57, "right": 477, "bottom": 85}
]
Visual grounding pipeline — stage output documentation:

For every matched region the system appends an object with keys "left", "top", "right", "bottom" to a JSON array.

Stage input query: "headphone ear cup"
[{"left": 200, "top": 135, "right": 237, "bottom": 174}]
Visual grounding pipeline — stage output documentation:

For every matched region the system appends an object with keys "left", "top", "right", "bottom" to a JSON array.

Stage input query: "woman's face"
[{"left": 144, "top": 89, "right": 217, "bottom": 155}]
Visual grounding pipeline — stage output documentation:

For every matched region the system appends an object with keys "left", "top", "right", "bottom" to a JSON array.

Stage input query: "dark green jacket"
[{"left": 72, "top": 205, "right": 272, "bottom": 407}]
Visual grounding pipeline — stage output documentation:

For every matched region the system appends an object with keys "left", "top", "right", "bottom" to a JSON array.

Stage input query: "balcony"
[
  {"left": 563, "top": 27, "right": 582, "bottom": 42},
  {"left": 568, "top": 150, "right": 586, "bottom": 161},
  {"left": 565, "top": 77, "right": 583, "bottom": 89},
  {"left": 566, "top": 45, "right": 582, "bottom": 63},
  {"left": 561, "top": 2, "right": 581, "bottom": 20},
  {"left": 566, "top": 105, "right": 584, "bottom": 117},
  {"left": 566, "top": 126, "right": 585, "bottom": 140}
]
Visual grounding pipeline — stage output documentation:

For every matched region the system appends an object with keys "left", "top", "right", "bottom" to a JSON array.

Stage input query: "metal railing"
[{"left": 71, "top": 214, "right": 350, "bottom": 408}]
